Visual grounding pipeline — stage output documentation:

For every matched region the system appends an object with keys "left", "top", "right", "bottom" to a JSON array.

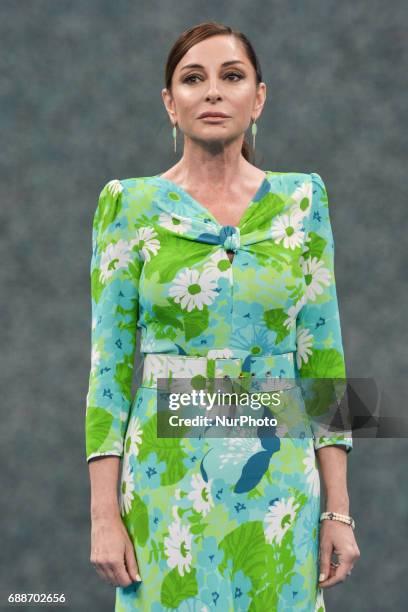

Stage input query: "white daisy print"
[
  {"left": 187, "top": 473, "right": 214, "bottom": 516},
  {"left": 124, "top": 416, "right": 143, "bottom": 457},
  {"left": 119, "top": 455, "right": 135, "bottom": 516},
  {"left": 284, "top": 294, "right": 307, "bottom": 330},
  {"left": 303, "top": 444, "right": 320, "bottom": 497},
  {"left": 205, "top": 250, "right": 233, "bottom": 281},
  {"left": 315, "top": 587, "right": 325, "bottom": 611},
  {"left": 164, "top": 506, "right": 193, "bottom": 576},
  {"left": 271, "top": 211, "right": 304, "bottom": 250},
  {"left": 158, "top": 211, "right": 192, "bottom": 234},
  {"left": 106, "top": 179, "right": 123, "bottom": 197},
  {"left": 168, "top": 268, "right": 218, "bottom": 312},
  {"left": 100, "top": 239, "right": 132, "bottom": 282},
  {"left": 129, "top": 227, "right": 160, "bottom": 262},
  {"left": 264, "top": 496, "right": 299, "bottom": 545},
  {"left": 296, "top": 326, "right": 314, "bottom": 369},
  {"left": 300, "top": 256, "right": 331, "bottom": 301},
  {"left": 290, "top": 179, "right": 313, "bottom": 219}
]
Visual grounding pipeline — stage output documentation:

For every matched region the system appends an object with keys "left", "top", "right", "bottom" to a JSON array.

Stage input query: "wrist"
[
  {"left": 320, "top": 510, "right": 355, "bottom": 530},
  {"left": 91, "top": 499, "right": 121, "bottom": 521},
  {"left": 325, "top": 494, "right": 350, "bottom": 514}
]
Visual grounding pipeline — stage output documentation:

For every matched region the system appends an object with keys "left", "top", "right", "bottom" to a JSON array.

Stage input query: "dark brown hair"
[{"left": 164, "top": 21, "right": 263, "bottom": 164}]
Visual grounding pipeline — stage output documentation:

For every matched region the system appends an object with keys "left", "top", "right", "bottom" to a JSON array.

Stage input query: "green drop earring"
[
  {"left": 172, "top": 122, "right": 177, "bottom": 153},
  {"left": 251, "top": 118, "right": 257, "bottom": 150}
]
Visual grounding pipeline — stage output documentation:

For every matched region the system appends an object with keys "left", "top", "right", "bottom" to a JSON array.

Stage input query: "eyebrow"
[{"left": 180, "top": 60, "right": 246, "bottom": 72}]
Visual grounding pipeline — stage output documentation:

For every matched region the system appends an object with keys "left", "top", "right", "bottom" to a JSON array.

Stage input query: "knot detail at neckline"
[{"left": 219, "top": 225, "right": 240, "bottom": 252}]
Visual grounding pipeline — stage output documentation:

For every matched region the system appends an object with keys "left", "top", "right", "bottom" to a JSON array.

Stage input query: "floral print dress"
[{"left": 85, "top": 170, "right": 353, "bottom": 611}]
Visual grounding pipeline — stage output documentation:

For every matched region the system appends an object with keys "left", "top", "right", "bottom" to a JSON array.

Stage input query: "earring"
[
  {"left": 251, "top": 118, "right": 257, "bottom": 150},
  {"left": 172, "top": 122, "right": 177, "bottom": 153}
]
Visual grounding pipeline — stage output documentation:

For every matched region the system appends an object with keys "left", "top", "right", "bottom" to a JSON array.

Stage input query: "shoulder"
[
  {"left": 272, "top": 171, "right": 316, "bottom": 191},
  {"left": 309, "top": 171, "right": 327, "bottom": 194},
  {"left": 96, "top": 175, "right": 151, "bottom": 212},
  {"left": 278, "top": 171, "right": 325, "bottom": 186},
  {"left": 298, "top": 172, "right": 329, "bottom": 210},
  {"left": 114, "top": 175, "right": 158, "bottom": 190},
  {"left": 98, "top": 175, "right": 153, "bottom": 198},
  {"left": 272, "top": 171, "right": 321, "bottom": 194},
  {"left": 94, "top": 179, "right": 124, "bottom": 232},
  {"left": 93, "top": 178, "right": 131, "bottom": 245},
  {"left": 282, "top": 171, "right": 325, "bottom": 187},
  {"left": 115, "top": 175, "right": 163, "bottom": 219},
  {"left": 109, "top": 175, "right": 160, "bottom": 205},
  {"left": 98, "top": 178, "right": 124, "bottom": 199},
  {"left": 94, "top": 175, "right": 158, "bottom": 237}
]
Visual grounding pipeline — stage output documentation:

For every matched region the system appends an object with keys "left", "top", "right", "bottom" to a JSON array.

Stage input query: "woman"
[{"left": 86, "top": 21, "right": 360, "bottom": 611}]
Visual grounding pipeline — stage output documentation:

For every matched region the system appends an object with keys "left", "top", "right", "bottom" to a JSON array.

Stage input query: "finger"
[
  {"left": 318, "top": 545, "right": 333, "bottom": 585},
  {"left": 319, "top": 561, "right": 337, "bottom": 587},
  {"left": 319, "top": 561, "right": 336, "bottom": 586},
  {"left": 336, "top": 560, "right": 354, "bottom": 583},
  {"left": 95, "top": 563, "right": 118, "bottom": 586},
  {"left": 125, "top": 541, "right": 142, "bottom": 582},
  {"left": 94, "top": 565, "right": 110, "bottom": 584},
  {"left": 320, "top": 561, "right": 353, "bottom": 588},
  {"left": 108, "top": 560, "right": 134, "bottom": 588}
]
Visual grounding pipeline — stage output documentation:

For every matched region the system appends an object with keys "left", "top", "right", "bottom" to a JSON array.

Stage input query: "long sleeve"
[
  {"left": 295, "top": 172, "right": 353, "bottom": 453},
  {"left": 85, "top": 179, "right": 142, "bottom": 462}
]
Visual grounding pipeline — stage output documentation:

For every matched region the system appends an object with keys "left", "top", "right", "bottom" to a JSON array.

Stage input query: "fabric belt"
[{"left": 141, "top": 351, "right": 298, "bottom": 392}]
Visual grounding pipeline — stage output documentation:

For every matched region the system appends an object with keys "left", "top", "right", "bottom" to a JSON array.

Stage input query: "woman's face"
[{"left": 162, "top": 35, "right": 266, "bottom": 150}]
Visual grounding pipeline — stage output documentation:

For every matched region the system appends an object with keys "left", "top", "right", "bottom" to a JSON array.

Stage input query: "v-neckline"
[{"left": 153, "top": 170, "right": 271, "bottom": 229}]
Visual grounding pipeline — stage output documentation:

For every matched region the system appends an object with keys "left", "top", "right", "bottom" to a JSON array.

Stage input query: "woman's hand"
[
  {"left": 90, "top": 514, "right": 141, "bottom": 588},
  {"left": 318, "top": 520, "right": 360, "bottom": 588}
]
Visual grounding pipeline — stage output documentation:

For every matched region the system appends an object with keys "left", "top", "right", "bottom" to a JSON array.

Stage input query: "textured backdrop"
[{"left": 1, "top": 1, "right": 407, "bottom": 610}]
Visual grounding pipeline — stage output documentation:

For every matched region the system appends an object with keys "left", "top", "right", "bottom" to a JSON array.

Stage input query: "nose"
[
  {"left": 205, "top": 77, "right": 223, "bottom": 100},
  {"left": 205, "top": 91, "right": 222, "bottom": 101}
]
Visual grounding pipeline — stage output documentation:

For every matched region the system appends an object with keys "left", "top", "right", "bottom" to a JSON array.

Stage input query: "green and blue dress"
[{"left": 85, "top": 170, "right": 352, "bottom": 611}]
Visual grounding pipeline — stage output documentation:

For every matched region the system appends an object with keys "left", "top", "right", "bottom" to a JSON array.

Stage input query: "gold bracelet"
[{"left": 320, "top": 511, "right": 355, "bottom": 530}]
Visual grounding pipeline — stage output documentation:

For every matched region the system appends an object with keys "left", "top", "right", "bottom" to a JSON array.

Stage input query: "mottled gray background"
[{"left": 1, "top": 0, "right": 407, "bottom": 611}]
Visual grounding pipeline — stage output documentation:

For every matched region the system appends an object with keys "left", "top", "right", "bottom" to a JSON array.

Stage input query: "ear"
[
  {"left": 162, "top": 87, "right": 176, "bottom": 123},
  {"left": 253, "top": 81, "right": 267, "bottom": 118}
]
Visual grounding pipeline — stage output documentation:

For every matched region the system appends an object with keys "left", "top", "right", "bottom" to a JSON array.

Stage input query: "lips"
[{"left": 198, "top": 112, "right": 230, "bottom": 118}]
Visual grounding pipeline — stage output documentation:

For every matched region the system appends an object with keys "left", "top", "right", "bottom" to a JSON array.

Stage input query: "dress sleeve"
[
  {"left": 85, "top": 179, "right": 142, "bottom": 463},
  {"left": 295, "top": 172, "right": 353, "bottom": 453}
]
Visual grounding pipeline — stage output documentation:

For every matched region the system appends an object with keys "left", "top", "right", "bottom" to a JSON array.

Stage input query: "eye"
[
  {"left": 182, "top": 72, "right": 244, "bottom": 84},
  {"left": 183, "top": 74, "right": 202, "bottom": 84},
  {"left": 225, "top": 72, "right": 243, "bottom": 81}
]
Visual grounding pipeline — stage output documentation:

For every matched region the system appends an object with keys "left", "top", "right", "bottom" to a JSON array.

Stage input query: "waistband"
[{"left": 141, "top": 351, "right": 297, "bottom": 392}]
